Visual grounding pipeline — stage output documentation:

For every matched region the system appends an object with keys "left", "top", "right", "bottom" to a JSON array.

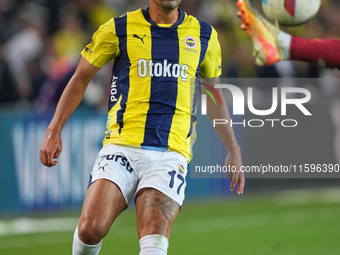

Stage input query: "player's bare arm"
[
  {"left": 40, "top": 57, "right": 100, "bottom": 167},
  {"left": 205, "top": 77, "right": 245, "bottom": 195}
]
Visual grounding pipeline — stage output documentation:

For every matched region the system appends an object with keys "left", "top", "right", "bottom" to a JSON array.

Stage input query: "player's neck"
[{"left": 149, "top": 3, "right": 179, "bottom": 24}]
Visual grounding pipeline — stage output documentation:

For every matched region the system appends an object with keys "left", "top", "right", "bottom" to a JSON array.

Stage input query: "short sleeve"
[
  {"left": 81, "top": 18, "right": 120, "bottom": 68},
  {"left": 199, "top": 27, "right": 222, "bottom": 78}
]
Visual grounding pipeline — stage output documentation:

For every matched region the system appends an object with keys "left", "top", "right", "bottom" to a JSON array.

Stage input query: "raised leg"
[{"left": 73, "top": 179, "right": 127, "bottom": 255}]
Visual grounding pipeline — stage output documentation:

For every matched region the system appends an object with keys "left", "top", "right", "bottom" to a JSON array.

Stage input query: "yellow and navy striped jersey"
[{"left": 81, "top": 8, "right": 222, "bottom": 161}]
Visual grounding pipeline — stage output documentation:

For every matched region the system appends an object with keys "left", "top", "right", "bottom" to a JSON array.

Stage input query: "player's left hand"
[{"left": 225, "top": 153, "right": 245, "bottom": 195}]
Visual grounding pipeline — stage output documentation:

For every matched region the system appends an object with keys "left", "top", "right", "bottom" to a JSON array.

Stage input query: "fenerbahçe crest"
[{"left": 184, "top": 36, "right": 197, "bottom": 49}]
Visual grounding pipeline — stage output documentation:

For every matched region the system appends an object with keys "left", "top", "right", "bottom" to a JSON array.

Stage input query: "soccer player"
[
  {"left": 236, "top": 0, "right": 340, "bottom": 69},
  {"left": 40, "top": 1, "right": 245, "bottom": 254}
]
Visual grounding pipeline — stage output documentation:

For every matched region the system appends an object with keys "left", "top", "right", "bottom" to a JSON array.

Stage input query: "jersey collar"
[{"left": 142, "top": 7, "right": 185, "bottom": 28}]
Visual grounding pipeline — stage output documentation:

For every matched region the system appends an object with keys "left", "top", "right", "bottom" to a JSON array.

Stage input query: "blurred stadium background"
[{"left": 0, "top": 0, "right": 340, "bottom": 254}]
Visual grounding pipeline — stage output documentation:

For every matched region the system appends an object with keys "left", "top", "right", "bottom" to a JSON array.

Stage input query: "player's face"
[{"left": 152, "top": 0, "right": 182, "bottom": 11}]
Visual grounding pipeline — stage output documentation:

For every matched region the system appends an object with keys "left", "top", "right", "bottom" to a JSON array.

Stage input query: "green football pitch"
[{"left": 1, "top": 192, "right": 340, "bottom": 255}]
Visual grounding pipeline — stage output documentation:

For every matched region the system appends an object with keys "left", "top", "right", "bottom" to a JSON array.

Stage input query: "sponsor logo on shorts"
[
  {"left": 105, "top": 154, "right": 133, "bottom": 173},
  {"left": 178, "top": 165, "right": 185, "bottom": 174},
  {"left": 99, "top": 163, "right": 108, "bottom": 172}
]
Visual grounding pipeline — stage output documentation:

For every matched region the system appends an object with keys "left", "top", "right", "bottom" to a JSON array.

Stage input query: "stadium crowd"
[{"left": 0, "top": 0, "right": 339, "bottom": 105}]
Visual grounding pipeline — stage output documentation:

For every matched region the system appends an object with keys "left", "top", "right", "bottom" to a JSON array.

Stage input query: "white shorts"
[{"left": 88, "top": 144, "right": 188, "bottom": 206}]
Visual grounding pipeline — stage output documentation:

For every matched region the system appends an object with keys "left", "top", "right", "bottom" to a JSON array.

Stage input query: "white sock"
[
  {"left": 139, "top": 234, "right": 169, "bottom": 255},
  {"left": 72, "top": 226, "right": 102, "bottom": 255},
  {"left": 278, "top": 31, "right": 292, "bottom": 60}
]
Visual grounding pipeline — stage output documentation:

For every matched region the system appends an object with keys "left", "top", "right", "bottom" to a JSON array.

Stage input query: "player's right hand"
[
  {"left": 225, "top": 153, "right": 245, "bottom": 195},
  {"left": 40, "top": 129, "right": 62, "bottom": 167}
]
